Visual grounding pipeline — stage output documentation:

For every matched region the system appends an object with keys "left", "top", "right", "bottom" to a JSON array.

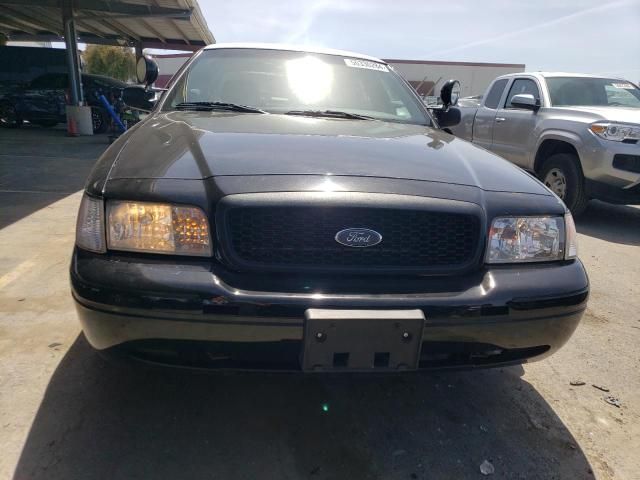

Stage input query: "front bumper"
[
  {"left": 581, "top": 136, "right": 640, "bottom": 203},
  {"left": 71, "top": 248, "right": 589, "bottom": 370}
]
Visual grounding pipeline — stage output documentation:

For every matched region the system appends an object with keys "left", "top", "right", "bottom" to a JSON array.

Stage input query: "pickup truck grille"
[{"left": 221, "top": 205, "right": 480, "bottom": 273}]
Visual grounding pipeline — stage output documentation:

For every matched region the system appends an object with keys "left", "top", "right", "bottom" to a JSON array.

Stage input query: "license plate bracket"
[{"left": 302, "top": 309, "right": 425, "bottom": 372}]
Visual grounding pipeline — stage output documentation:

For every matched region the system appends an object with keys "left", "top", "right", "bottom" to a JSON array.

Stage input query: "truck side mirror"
[
  {"left": 122, "top": 86, "right": 155, "bottom": 112},
  {"left": 434, "top": 107, "right": 461, "bottom": 128},
  {"left": 440, "top": 80, "right": 461, "bottom": 107},
  {"left": 510, "top": 93, "right": 540, "bottom": 111},
  {"left": 136, "top": 56, "right": 159, "bottom": 86}
]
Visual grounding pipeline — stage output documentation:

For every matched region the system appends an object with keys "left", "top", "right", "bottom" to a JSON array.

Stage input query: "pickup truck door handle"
[{"left": 495, "top": 117, "right": 506, "bottom": 123}]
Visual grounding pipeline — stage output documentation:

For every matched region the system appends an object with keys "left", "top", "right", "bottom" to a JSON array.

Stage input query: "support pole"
[
  {"left": 62, "top": 0, "right": 83, "bottom": 105},
  {"left": 134, "top": 41, "right": 143, "bottom": 60}
]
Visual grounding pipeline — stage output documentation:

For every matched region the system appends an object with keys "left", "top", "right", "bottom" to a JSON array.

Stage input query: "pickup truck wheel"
[{"left": 540, "top": 153, "right": 588, "bottom": 216}]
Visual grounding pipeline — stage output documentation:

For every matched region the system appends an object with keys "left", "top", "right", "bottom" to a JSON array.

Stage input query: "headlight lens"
[
  {"left": 107, "top": 201, "right": 211, "bottom": 256},
  {"left": 486, "top": 215, "right": 576, "bottom": 263},
  {"left": 590, "top": 122, "right": 640, "bottom": 142},
  {"left": 76, "top": 194, "right": 106, "bottom": 253}
]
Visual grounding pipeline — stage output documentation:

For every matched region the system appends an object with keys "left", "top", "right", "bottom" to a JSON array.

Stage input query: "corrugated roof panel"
[{"left": 0, "top": 0, "right": 214, "bottom": 50}]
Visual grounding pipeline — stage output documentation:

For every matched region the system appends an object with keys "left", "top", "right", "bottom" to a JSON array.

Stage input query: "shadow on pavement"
[
  {"left": 0, "top": 125, "right": 108, "bottom": 229},
  {"left": 576, "top": 201, "right": 640, "bottom": 246},
  {"left": 14, "top": 335, "right": 593, "bottom": 480}
]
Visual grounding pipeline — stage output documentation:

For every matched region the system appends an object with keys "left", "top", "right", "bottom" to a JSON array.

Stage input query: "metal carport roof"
[{"left": 0, "top": 0, "right": 215, "bottom": 51}]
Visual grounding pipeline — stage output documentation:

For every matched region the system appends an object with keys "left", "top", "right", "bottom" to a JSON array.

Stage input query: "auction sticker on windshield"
[
  {"left": 612, "top": 83, "right": 635, "bottom": 89},
  {"left": 344, "top": 58, "right": 389, "bottom": 72}
]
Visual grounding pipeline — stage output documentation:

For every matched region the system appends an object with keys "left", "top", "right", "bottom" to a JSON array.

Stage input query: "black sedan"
[
  {"left": 71, "top": 44, "right": 588, "bottom": 372},
  {"left": 0, "top": 72, "right": 127, "bottom": 133}
]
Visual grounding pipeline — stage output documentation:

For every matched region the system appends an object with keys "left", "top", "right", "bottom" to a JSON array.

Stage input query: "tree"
[
  {"left": 83, "top": 45, "right": 135, "bottom": 81},
  {"left": 0, "top": 34, "right": 7, "bottom": 46}
]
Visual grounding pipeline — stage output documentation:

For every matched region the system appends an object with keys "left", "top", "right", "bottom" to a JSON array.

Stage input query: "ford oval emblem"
[{"left": 335, "top": 228, "right": 382, "bottom": 248}]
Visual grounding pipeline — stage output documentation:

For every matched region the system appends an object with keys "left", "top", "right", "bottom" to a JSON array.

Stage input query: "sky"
[{"left": 197, "top": 0, "right": 640, "bottom": 81}]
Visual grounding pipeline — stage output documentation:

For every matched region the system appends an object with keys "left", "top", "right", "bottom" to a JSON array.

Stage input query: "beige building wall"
[{"left": 385, "top": 60, "right": 526, "bottom": 98}]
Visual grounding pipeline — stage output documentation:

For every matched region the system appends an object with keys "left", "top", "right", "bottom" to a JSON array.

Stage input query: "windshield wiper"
[
  {"left": 174, "top": 102, "right": 266, "bottom": 113},
  {"left": 284, "top": 110, "right": 375, "bottom": 120}
]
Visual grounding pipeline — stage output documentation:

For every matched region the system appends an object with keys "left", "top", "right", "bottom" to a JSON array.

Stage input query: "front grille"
[{"left": 223, "top": 206, "right": 480, "bottom": 272}]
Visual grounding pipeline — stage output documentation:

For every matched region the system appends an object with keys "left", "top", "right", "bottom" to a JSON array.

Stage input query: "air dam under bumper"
[{"left": 71, "top": 249, "right": 589, "bottom": 370}]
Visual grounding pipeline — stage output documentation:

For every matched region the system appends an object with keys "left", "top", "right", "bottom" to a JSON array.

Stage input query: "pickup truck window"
[
  {"left": 505, "top": 79, "right": 540, "bottom": 108},
  {"left": 547, "top": 77, "right": 640, "bottom": 108},
  {"left": 162, "top": 49, "right": 432, "bottom": 126},
  {"left": 484, "top": 79, "right": 508, "bottom": 109}
]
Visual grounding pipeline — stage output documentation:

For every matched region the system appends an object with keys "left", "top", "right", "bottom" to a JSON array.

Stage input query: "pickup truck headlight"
[
  {"left": 107, "top": 201, "right": 211, "bottom": 256},
  {"left": 486, "top": 214, "right": 577, "bottom": 263},
  {"left": 589, "top": 122, "right": 640, "bottom": 142}
]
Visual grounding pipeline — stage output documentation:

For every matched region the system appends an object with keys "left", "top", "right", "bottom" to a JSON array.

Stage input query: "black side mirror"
[
  {"left": 122, "top": 86, "right": 155, "bottom": 112},
  {"left": 440, "top": 79, "right": 461, "bottom": 107},
  {"left": 510, "top": 93, "right": 540, "bottom": 111},
  {"left": 136, "top": 56, "right": 159, "bottom": 86},
  {"left": 434, "top": 107, "right": 461, "bottom": 128}
]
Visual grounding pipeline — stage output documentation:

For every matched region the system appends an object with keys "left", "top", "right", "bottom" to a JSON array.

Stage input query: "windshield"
[
  {"left": 162, "top": 49, "right": 432, "bottom": 125},
  {"left": 547, "top": 77, "right": 640, "bottom": 108}
]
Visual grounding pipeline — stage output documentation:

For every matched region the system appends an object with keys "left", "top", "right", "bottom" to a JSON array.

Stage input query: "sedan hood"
[{"left": 109, "top": 111, "right": 549, "bottom": 195}]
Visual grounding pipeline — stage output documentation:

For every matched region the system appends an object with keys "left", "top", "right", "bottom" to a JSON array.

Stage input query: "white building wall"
[
  {"left": 155, "top": 55, "right": 192, "bottom": 73},
  {"left": 7, "top": 41, "right": 52, "bottom": 48},
  {"left": 152, "top": 53, "right": 193, "bottom": 87}
]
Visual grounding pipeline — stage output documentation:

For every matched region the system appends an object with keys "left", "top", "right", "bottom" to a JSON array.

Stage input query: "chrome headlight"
[
  {"left": 589, "top": 122, "right": 640, "bottom": 142},
  {"left": 107, "top": 201, "right": 211, "bottom": 256},
  {"left": 486, "top": 214, "right": 577, "bottom": 264},
  {"left": 76, "top": 194, "right": 106, "bottom": 253}
]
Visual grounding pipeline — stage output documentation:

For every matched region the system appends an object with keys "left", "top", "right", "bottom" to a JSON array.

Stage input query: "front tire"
[
  {"left": 539, "top": 153, "right": 589, "bottom": 216},
  {"left": 0, "top": 101, "right": 22, "bottom": 128}
]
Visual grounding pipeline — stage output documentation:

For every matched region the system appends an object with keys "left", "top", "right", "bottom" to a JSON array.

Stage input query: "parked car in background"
[
  {"left": 71, "top": 45, "right": 588, "bottom": 372},
  {"left": 449, "top": 73, "right": 640, "bottom": 214},
  {"left": 0, "top": 72, "right": 129, "bottom": 133}
]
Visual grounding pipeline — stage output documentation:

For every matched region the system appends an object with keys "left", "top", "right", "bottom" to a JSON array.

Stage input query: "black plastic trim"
[
  {"left": 612, "top": 153, "right": 640, "bottom": 174},
  {"left": 215, "top": 191, "right": 486, "bottom": 275}
]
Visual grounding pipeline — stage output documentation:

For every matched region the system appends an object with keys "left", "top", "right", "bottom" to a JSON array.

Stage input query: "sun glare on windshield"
[{"left": 285, "top": 56, "right": 334, "bottom": 105}]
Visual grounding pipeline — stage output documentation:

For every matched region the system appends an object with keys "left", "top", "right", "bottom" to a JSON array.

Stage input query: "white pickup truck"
[{"left": 449, "top": 72, "right": 640, "bottom": 214}]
